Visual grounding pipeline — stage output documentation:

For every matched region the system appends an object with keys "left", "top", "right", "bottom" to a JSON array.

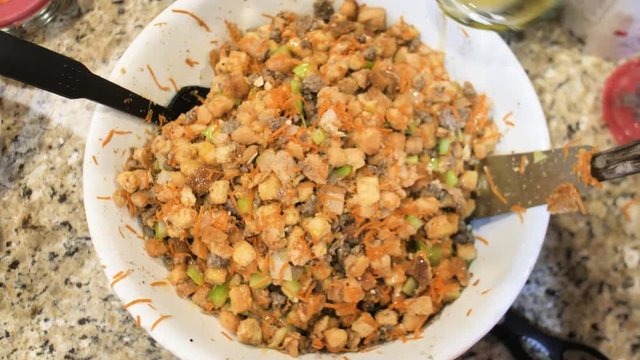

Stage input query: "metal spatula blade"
[
  {"left": 473, "top": 140, "right": 640, "bottom": 219},
  {"left": 473, "top": 146, "right": 591, "bottom": 219}
]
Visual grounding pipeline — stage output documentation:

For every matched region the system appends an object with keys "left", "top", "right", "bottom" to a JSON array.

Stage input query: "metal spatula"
[
  {"left": 473, "top": 140, "right": 640, "bottom": 218},
  {"left": 0, "top": 31, "right": 209, "bottom": 124}
]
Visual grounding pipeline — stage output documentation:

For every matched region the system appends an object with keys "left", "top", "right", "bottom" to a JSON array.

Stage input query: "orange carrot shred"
[
  {"left": 125, "top": 224, "right": 139, "bottom": 236},
  {"left": 168, "top": 77, "right": 179, "bottom": 92},
  {"left": 112, "top": 270, "right": 124, "bottom": 279},
  {"left": 146, "top": 64, "right": 170, "bottom": 92},
  {"left": 102, "top": 129, "right": 132, "bottom": 147},
  {"left": 572, "top": 148, "right": 602, "bottom": 189},
  {"left": 502, "top": 111, "right": 514, "bottom": 127},
  {"left": 466, "top": 308, "right": 473, "bottom": 316},
  {"left": 153, "top": 22, "right": 167, "bottom": 27},
  {"left": 480, "top": 288, "right": 491, "bottom": 295},
  {"left": 563, "top": 138, "right": 580, "bottom": 159},
  {"left": 147, "top": 303, "right": 157, "bottom": 310},
  {"left": 413, "top": 315, "right": 428, "bottom": 339},
  {"left": 483, "top": 166, "right": 508, "bottom": 204},
  {"left": 475, "top": 235, "right": 489, "bottom": 245},
  {"left": 118, "top": 227, "right": 125, "bottom": 239},
  {"left": 221, "top": 331, "right": 233, "bottom": 341},
  {"left": 150, "top": 314, "right": 173, "bottom": 331},
  {"left": 171, "top": 9, "right": 211, "bottom": 32},
  {"left": 472, "top": 279, "right": 480, "bottom": 286},
  {"left": 460, "top": 26, "right": 469, "bottom": 38},
  {"left": 110, "top": 269, "right": 133, "bottom": 287},
  {"left": 185, "top": 57, "right": 200, "bottom": 67},
  {"left": 135, "top": 315, "right": 141, "bottom": 327},
  {"left": 96, "top": 196, "right": 111, "bottom": 200},
  {"left": 124, "top": 298, "right": 152, "bottom": 309},
  {"left": 151, "top": 280, "right": 169, "bottom": 287},
  {"left": 510, "top": 204, "right": 526, "bottom": 223},
  {"left": 91, "top": 155, "right": 98, "bottom": 166},
  {"left": 622, "top": 198, "right": 638, "bottom": 223}
]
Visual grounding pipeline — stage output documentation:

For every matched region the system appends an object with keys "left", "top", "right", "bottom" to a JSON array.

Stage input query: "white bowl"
[{"left": 83, "top": 1, "right": 550, "bottom": 359}]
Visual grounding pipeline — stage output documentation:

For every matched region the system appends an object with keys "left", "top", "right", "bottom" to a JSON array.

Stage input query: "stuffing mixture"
[{"left": 113, "top": 0, "right": 499, "bottom": 355}]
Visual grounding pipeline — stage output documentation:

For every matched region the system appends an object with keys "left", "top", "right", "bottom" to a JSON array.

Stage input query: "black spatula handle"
[
  {"left": 0, "top": 31, "right": 176, "bottom": 123},
  {"left": 592, "top": 140, "right": 640, "bottom": 181}
]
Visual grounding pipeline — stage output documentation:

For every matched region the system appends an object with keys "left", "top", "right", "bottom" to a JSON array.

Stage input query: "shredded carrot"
[
  {"left": 510, "top": 204, "right": 526, "bottom": 223},
  {"left": 135, "top": 315, "right": 141, "bottom": 328},
  {"left": 110, "top": 269, "right": 133, "bottom": 287},
  {"left": 147, "top": 303, "right": 157, "bottom": 310},
  {"left": 112, "top": 270, "right": 124, "bottom": 279},
  {"left": 146, "top": 64, "right": 170, "bottom": 92},
  {"left": 150, "top": 314, "right": 173, "bottom": 331},
  {"left": 101, "top": 129, "right": 132, "bottom": 147},
  {"left": 475, "top": 235, "right": 489, "bottom": 245},
  {"left": 480, "top": 288, "right": 491, "bottom": 295},
  {"left": 153, "top": 22, "right": 167, "bottom": 27},
  {"left": 483, "top": 166, "right": 508, "bottom": 204},
  {"left": 118, "top": 227, "right": 125, "bottom": 239},
  {"left": 546, "top": 182, "right": 587, "bottom": 215},
  {"left": 168, "top": 77, "right": 179, "bottom": 92},
  {"left": 572, "top": 147, "right": 602, "bottom": 189},
  {"left": 622, "top": 198, "right": 639, "bottom": 222},
  {"left": 96, "top": 196, "right": 111, "bottom": 200},
  {"left": 472, "top": 279, "right": 480, "bottom": 286},
  {"left": 563, "top": 138, "right": 581, "bottom": 158},
  {"left": 185, "top": 57, "right": 200, "bottom": 67},
  {"left": 124, "top": 298, "right": 152, "bottom": 309},
  {"left": 466, "top": 308, "right": 473, "bottom": 316},
  {"left": 150, "top": 280, "right": 169, "bottom": 287},
  {"left": 125, "top": 224, "right": 139, "bottom": 236},
  {"left": 413, "top": 315, "right": 428, "bottom": 339},
  {"left": 343, "top": 357, "right": 350, "bottom": 360},
  {"left": 221, "top": 331, "right": 233, "bottom": 341},
  {"left": 171, "top": 9, "right": 211, "bottom": 32},
  {"left": 91, "top": 155, "right": 98, "bottom": 166},
  {"left": 502, "top": 111, "right": 514, "bottom": 127},
  {"left": 460, "top": 26, "right": 469, "bottom": 38},
  {"left": 359, "top": 345, "right": 381, "bottom": 353},
  {"left": 518, "top": 155, "right": 527, "bottom": 175}
]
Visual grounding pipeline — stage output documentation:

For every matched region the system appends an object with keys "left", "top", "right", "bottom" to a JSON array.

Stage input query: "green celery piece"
[
  {"left": 310, "top": 128, "right": 326, "bottom": 145},
  {"left": 207, "top": 283, "right": 230, "bottom": 308},
  {"left": 438, "top": 138, "right": 452, "bottom": 155},
  {"left": 444, "top": 169, "right": 458, "bottom": 187},
  {"left": 237, "top": 198, "right": 251, "bottom": 214},
  {"left": 249, "top": 272, "right": 272, "bottom": 289},
  {"left": 402, "top": 277, "right": 418, "bottom": 296},
  {"left": 292, "top": 63, "right": 310, "bottom": 79},
  {"left": 405, "top": 215, "right": 424, "bottom": 230},
  {"left": 187, "top": 265, "right": 204, "bottom": 286}
]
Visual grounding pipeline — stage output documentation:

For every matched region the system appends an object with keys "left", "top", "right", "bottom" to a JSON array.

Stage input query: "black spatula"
[{"left": 0, "top": 31, "right": 210, "bottom": 124}]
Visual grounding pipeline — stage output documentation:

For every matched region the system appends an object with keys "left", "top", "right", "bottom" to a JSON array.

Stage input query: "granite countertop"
[{"left": 0, "top": 1, "right": 638, "bottom": 359}]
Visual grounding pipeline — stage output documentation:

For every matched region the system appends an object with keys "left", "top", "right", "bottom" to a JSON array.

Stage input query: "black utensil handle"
[
  {"left": 0, "top": 31, "right": 176, "bottom": 123},
  {"left": 499, "top": 309, "right": 609, "bottom": 360},
  {"left": 592, "top": 140, "right": 640, "bottom": 181}
]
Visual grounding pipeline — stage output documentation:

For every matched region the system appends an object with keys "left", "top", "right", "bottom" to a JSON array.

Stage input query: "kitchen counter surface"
[{"left": 0, "top": 1, "right": 638, "bottom": 359}]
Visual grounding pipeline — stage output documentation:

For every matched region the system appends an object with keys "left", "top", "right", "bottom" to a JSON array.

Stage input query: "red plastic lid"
[
  {"left": 602, "top": 58, "right": 640, "bottom": 144},
  {"left": 0, "top": 0, "right": 51, "bottom": 28}
]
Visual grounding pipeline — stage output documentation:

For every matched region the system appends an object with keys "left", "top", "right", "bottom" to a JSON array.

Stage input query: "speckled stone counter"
[{"left": 0, "top": 1, "right": 638, "bottom": 359}]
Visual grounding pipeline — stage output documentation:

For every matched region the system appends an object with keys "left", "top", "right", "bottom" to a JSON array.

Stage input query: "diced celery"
[
  {"left": 207, "top": 283, "right": 229, "bottom": 308},
  {"left": 416, "top": 240, "right": 429, "bottom": 255},
  {"left": 443, "top": 284, "right": 461, "bottom": 303},
  {"left": 154, "top": 221, "right": 167, "bottom": 239},
  {"left": 187, "top": 265, "right": 204, "bottom": 286},
  {"left": 249, "top": 272, "right": 272, "bottom": 289},
  {"left": 292, "top": 63, "right": 310, "bottom": 79},
  {"left": 406, "top": 120, "right": 417, "bottom": 136},
  {"left": 233, "top": 98, "right": 242, "bottom": 106},
  {"left": 438, "top": 138, "right": 452, "bottom": 155},
  {"left": 405, "top": 155, "right": 419, "bottom": 165},
  {"left": 402, "top": 277, "right": 418, "bottom": 296},
  {"left": 444, "top": 170, "right": 458, "bottom": 187},
  {"left": 237, "top": 198, "right": 251, "bottom": 214},
  {"left": 202, "top": 125, "right": 218, "bottom": 142},
  {"left": 290, "top": 79, "right": 301, "bottom": 94},
  {"left": 405, "top": 215, "right": 424, "bottom": 230},
  {"left": 310, "top": 128, "right": 326, "bottom": 145},
  {"left": 331, "top": 165, "right": 353, "bottom": 180},
  {"left": 428, "top": 244, "right": 443, "bottom": 266},
  {"left": 281, "top": 280, "right": 301, "bottom": 300},
  {"left": 365, "top": 60, "right": 374, "bottom": 69},
  {"left": 270, "top": 45, "right": 290, "bottom": 56},
  {"left": 429, "top": 157, "right": 440, "bottom": 172},
  {"left": 533, "top": 151, "right": 547, "bottom": 163}
]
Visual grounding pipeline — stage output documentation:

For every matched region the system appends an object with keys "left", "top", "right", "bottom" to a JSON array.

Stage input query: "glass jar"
[
  {"left": 436, "top": 0, "right": 562, "bottom": 30},
  {"left": 0, "top": 0, "right": 68, "bottom": 34}
]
